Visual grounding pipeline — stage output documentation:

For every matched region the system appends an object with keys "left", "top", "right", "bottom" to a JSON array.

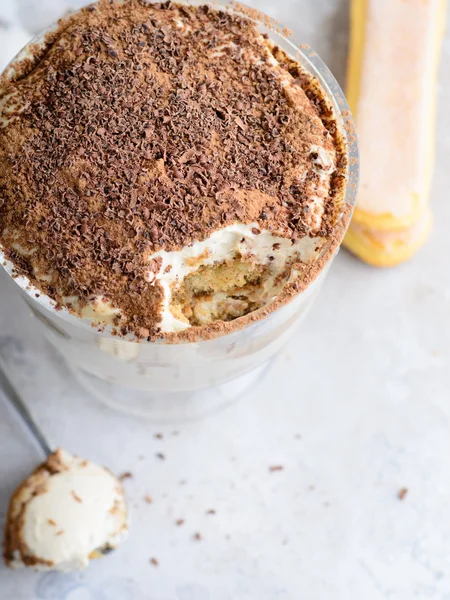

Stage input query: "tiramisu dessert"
[
  {"left": 0, "top": 0, "right": 347, "bottom": 341},
  {"left": 343, "top": 0, "right": 445, "bottom": 267},
  {"left": 3, "top": 449, "right": 128, "bottom": 571}
]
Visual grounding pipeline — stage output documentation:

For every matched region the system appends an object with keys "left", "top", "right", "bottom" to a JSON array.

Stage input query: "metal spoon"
[{"left": 0, "top": 356, "right": 128, "bottom": 570}]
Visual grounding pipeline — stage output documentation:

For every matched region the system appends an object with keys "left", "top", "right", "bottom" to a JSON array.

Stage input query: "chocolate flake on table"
[
  {"left": 144, "top": 495, "right": 153, "bottom": 504},
  {"left": 150, "top": 557, "right": 159, "bottom": 567},
  {"left": 175, "top": 518, "right": 185, "bottom": 526},
  {"left": 155, "top": 452, "right": 166, "bottom": 461},
  {"left": 119, "top": 472, "right": 134, "bottom": 481},
  {"left": 0, "top": 0, "right": 347, "bottom": 340},
  {"left": 269, "top": 465, "right": 284, "bottom": 472},
  {"left": 193, "top": 532, "right": 202, "bottom": 541},
  {"left": 397, "top": 487, "right": 408, "bottom": 501}
]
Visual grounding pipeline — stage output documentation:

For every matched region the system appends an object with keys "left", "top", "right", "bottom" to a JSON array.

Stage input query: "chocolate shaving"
[
  {"left": 269, "top": 465, "right": 284, "bottom": 472},
  {"left": 398, "top": 487, "right": 408, "bottom": 501},
  {"left": 71, "top": 491, "right": 82, "bottom": 503}
]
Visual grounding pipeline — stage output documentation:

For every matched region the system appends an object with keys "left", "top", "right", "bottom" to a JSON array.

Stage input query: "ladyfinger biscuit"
[
  {"left": 344, "top": 208, "right": 433, "bottom": 267},
  {"left": 346, "top": 0, "right": 446, "bottom": 232}
]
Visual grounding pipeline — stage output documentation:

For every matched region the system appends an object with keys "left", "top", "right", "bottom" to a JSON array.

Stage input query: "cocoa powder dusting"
[{"left": 0, "top": 0, "right": 347, "bottom": 340}]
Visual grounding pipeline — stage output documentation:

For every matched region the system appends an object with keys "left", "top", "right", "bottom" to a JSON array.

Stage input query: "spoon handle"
[{"left": 0, "top": 355, "right": 52, "bottom": 458}]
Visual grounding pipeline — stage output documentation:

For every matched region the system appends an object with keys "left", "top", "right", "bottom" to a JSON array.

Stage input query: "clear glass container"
[{"left": 0, "top": 1, "right": 359, "bottom": 419}]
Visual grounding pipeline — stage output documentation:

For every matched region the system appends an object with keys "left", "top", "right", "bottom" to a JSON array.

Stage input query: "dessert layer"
[
  {"left": 0, "top": 0, "right": 346, "bottom": 337},
  {"left": 147, "top": 222, "right": 322, "bottom": 331}
]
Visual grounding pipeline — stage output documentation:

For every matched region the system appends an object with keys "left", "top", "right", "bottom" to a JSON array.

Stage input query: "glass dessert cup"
[{"left": 0, "top": 0, "right": 359, "bottom": 420}]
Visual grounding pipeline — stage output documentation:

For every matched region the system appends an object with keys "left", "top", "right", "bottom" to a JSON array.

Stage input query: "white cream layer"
[
  {"left": 147, "top": 223, "right": 323, "bottom": 333},
  {"left": 11, "top": 450, "right": 128, "bottom": 572}
]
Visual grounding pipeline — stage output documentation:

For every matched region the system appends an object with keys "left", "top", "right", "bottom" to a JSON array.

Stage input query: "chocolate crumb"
[
  {"left": 176, "top": 518, "right": 185, "bottom": 526},
  {"left": 206, "top": 509, "right": 216, "bottom": 515},
  {"left": 71, "top": 491, "right": 82, "bottom": 503},
  {"left": 153, "top": 433, "right": 164, "bottom": 440},
  {"left": 193, "top": 532, "right": 202, "bottom": 541},
  {"left": 269, "top": 465, "right": 284, "bottom": 472},
  {"left": 398, "top": 487, "right": 408, "bottom": 501},
  {"left": 150, "top": 557, "right": 159, "bottom": 567},
  {"left": 47, "top": 519, "right": 57, "bottom": 526},
  {"left": 119, "top": 472, "right": 133, "bottom": 481},
  {"left": 144, "top": 495, "right": 153, "bottom": 504},
  {"left": 156, "top": 453, "right": 166, "bottom": 461}
]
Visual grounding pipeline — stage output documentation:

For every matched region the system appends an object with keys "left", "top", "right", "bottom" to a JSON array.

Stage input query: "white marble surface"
[{"left": 1, "top": 1, "right": 450, "bottom": 599}]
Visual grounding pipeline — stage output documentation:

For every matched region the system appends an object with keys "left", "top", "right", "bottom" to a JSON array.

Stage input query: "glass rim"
[{"left": 0, "top": 0, "right": 359, "bottom": 342}]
